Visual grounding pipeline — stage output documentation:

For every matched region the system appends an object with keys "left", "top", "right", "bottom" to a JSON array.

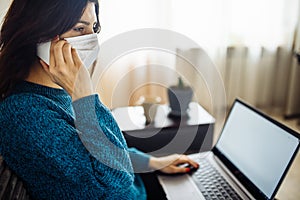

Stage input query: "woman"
[{"left": 0, "top": 0, "right": 199, "bottom": 199}]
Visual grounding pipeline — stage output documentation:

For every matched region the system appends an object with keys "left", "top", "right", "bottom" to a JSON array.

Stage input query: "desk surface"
[
  {"left": 276, "top": 147, "right": 300, "bottom": 200},
  {"left": 112, "top": 102, "right": 215, "bottom": 155},
  {"left": 112, "top": 102, "right": 215, "bottom": 131}
]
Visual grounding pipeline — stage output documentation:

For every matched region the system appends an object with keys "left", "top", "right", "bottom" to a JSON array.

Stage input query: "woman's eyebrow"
[{"left": 77, "top": 20, "right": 90, "bottom": 25}]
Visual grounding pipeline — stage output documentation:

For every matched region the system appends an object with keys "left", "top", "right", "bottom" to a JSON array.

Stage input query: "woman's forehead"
[{"left": 80, "top": 2, "right": 97, "bottom": 23}]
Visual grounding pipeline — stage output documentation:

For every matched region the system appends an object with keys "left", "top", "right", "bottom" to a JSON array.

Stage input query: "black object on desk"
[{"left": 112, "top": 102, "right": 215, "bottom": 156}]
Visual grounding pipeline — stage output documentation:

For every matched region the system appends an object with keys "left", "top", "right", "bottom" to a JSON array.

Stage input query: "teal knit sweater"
[{"left": 0, "top": 81, "right": 149, "bottom": 199}]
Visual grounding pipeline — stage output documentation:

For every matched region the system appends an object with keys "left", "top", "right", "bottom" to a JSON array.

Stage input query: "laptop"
[{"left": 158, "top": 99, "right": 300, "bottom": 200}]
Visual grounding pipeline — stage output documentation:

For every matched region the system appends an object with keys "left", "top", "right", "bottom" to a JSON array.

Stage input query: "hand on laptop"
[{"left": 149, "top": 154, "right": 199, "bottom": 174}]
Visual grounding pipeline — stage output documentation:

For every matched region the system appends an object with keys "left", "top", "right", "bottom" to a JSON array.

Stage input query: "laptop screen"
[{"left": 214, "top": 100, "right": 299, "bottom": 199}]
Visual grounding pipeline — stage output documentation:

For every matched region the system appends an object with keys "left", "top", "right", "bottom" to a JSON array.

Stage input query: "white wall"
[{"left": 0, "top": 0, "right": 11, "bottom": 26}]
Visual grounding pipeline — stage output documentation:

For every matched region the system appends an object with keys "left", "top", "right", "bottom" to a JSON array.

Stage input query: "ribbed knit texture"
[{"left": 0, "top": 81, "right": 149, "bottom": 199}]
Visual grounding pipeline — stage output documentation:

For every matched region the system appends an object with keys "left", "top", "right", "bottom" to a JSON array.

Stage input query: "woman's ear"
[{"left": 39, "top": 59, "right": 49, "bottom": 72}]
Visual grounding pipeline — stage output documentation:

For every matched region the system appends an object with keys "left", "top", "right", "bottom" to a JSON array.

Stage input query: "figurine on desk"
[
  {"left": 167, "top": 77, "right": 194, "bottom": 118},
  {"left": 139, "top": 96, "right": 162, "bottom": 125}
]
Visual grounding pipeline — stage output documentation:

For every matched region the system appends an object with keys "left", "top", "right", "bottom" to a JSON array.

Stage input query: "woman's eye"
[{"left": 73, "top": 27, "right": 84, "bottom": 32}]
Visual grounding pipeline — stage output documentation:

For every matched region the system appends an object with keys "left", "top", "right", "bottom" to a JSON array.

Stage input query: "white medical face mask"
[{"left": 37, "top": 33, "right": 100, "bottom": 69}]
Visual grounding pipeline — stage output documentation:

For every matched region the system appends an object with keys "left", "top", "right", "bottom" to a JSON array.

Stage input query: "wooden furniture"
[
  {"left": 112, "top": 102, "right": 215, "bottom": 156},
  {"left": 0, "top": 156, "right": 31, "bottom": 200}
]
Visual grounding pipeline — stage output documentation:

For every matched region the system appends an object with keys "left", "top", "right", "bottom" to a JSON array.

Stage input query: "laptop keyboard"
[{"left": 191, "top": 158, "right": 242, "bottom": 200}]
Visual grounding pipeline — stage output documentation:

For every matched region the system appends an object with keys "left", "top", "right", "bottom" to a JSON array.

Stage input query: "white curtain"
[
  {"left": 170, "top": 0, "right": 298, "bottom": 113},
  {"left": 95, "top": 0, "right": 298, "bottom": 124},
  {"left": 99, "top": 0, "right": 297, "bottom": 47}
]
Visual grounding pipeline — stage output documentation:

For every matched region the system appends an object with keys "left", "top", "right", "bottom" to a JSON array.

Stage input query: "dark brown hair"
[{"left": 0, "top": 0, "right": 100, "bottom": 100}]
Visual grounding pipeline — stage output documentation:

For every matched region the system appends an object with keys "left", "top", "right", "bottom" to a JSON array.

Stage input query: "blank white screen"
[{"left": 216, "top": 102, "right": 299, "bottom": 198}]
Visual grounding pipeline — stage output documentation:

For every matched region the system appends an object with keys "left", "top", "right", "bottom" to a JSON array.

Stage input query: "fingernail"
[{"left": 185, "top": 168, "right": 191, "bottom": 173}]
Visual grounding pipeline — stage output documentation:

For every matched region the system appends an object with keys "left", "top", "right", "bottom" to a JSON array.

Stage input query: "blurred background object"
[
  {"left": 167, "top": 77, "right": 193, "bottom": 117},
  {"left": 135, "top": 95, "right": 162, "bottom": 125}
]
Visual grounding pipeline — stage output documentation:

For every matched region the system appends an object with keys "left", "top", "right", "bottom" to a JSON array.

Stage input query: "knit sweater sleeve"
[
  {"left": 128, "top": 148, "right": 151, "bottom": 173},
  {"left": 0, "top": 93, "right": 142, "bottom": 199},
  {"left": 72, "top": 95, "right": 134, "bottom": 173},
  {"left": 72, "top": 95, "right": 151, "bottom": 173}
]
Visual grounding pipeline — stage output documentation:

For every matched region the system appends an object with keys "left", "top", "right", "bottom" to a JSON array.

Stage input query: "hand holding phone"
[{"left": 39, "top": 37, "right": 94, "bottom": 101}]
